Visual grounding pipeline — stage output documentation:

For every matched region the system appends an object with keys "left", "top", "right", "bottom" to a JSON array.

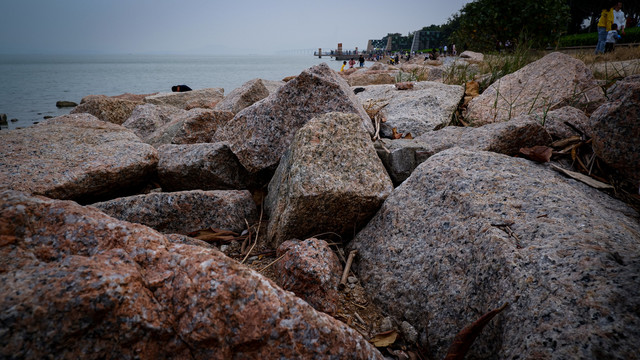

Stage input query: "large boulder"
[
  {"left": 265, "top": 112, "right": 393, "bottom": 247},
  {"left": 157, "top": 143, "right": 251, "bottom": 191},
  {"left": 346, "top": 71, "right": 396, "bottom": 86},
  {"left": 355, "top": 81, "right": 464, "bottom": 137},
  {"left": 541, "top": 106, "right": 591, "bottom": 139},
  {"left": 274, "top": 238, "right": 342, "bottom": 315},
  {"left": 70, "top": 96, "right": 141, "bottom": 125},
  {"left": 91, "top": 190, "right": 257, "bottom": 235},
  {"left": 350, "top": 147, "right": 640, "bottom": 359},
  {"left": 0, "top": 190, "right": 383, "bottom": 359},
  {"left": 0, "top": 114, "right": 157, "bottom": 202},
  {"left": 214, "top": 78, "right": 283, "bottom": 115},
  {"left": 123, "top": 104, "right": 233, "bottom": 147},
  {"left": 465, "top": 52, "right": 606, "bottom": 126},
  {"left": 378, "top": 116, "right": 552, "bottom": 185},
  {"left": 213, "top": 63, "right": 373, "bottom": 174},
  {"left": 459, "top": 50, "right": 484, "bottom": 62},
  {"left": 144, "top": 88, "right": 224, "bottom": 110},
  {"left": 590, "top": 75, "right": 640, "bottom": 186}
]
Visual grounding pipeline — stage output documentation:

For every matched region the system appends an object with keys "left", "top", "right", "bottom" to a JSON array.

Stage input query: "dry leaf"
[
  {"left": 370, "top": 330, "right": 398, "bottom": 347},
  {"left": 188, "top": 228, "right": 241, "bottom": 243},
  {"left": 519, "top": 146, "right": 552, "bottom": 163},
  {"left": 392, "top": 128, "right": 403, "bottom": 139},
  {"left": 551, "top": 136, "right": 581, "bottom": 148},
  {"left": 445, "top": 303, "right": 509, "bottom": 360},
  {"left": 404, "top": 133, "right": 413, "bottom": 139},
  {"left": 550, "top": 165, "right": 614, "bottom": 189}
]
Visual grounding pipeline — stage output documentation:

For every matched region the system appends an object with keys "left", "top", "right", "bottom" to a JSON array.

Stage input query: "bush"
[{"left": 558, "top": 27, "right": 640, "bottom": 47}]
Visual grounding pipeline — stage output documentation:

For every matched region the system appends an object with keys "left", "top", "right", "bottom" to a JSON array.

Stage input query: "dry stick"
[
  {"left": 339, "top": 250, "right": 358, "bottom": 290},
  {"left": 242, "top": 202, "right": 264, "bottom": 264},
  {"left": 258, "top": 253, "right": 287, "bottom": 273}
]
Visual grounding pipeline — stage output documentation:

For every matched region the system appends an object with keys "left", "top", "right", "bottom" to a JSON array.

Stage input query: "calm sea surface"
[{"left": 0, "top": 54, "right": 349, "bottom": 130}]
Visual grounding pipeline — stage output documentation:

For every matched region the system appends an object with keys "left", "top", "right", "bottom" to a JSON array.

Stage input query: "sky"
[{"left": 1, "top": 0, "right": 472, "bottom": 55}]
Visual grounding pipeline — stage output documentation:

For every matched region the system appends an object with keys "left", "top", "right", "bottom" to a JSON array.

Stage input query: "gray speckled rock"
[
  {"left": 0, "top": 114, "right": 157, "bottom": 201},
  {"left": 355, "top": 81, "right": 464, "bottom": 137},
  {"left": 590, "top": 75, "right": 640, "bottom": 185},
  {"left": 144, "top": 88, "right": 224, "bottom": 110},
  {"left": 213, "top": 63, "right": 373, "bottom": 174},
  {"left": 346, "top": 71, "right": 396, "bottom": 86},
  {"left": 0, "top": 190, "right": 383, "bottom": 359},
  {"left": 265, "top": 112, "right": 393, "bottom": 247},
  {"left": 466, "top": 52, "right": 605, "bottom": 126},
  {"left": 215, "top": 78, "right": 284, "bottom": 115},
  {"left": 123, "top": 104, "right": 233, "bottom": 147},
  {"left": 91, "top": 190, "right": 257, "bottom": 234},
  {"left": 460, "top": 50, "right": 484, "bottom": 62},
  {"left": 157, "top": 143, "right": 250, "bottom": 191},
  {"left": 378, "top": 116, "right": 552, "bottom": 185},
  {"left": 70, "top": 96, "right": 141, "bottom": 125},
  {"left": 275, "top": 238, "right": 342, "bottom": 315},
  {"left": 541, "top": 106, "right": 591, "bottom": 139},
  {"left": 349, "top": 147, "right": 640, "bottom": 360}
]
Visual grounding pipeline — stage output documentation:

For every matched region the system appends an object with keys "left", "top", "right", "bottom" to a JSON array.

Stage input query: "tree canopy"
[{"left": 448, "top": 0, "right": 570, "bottom": 52}]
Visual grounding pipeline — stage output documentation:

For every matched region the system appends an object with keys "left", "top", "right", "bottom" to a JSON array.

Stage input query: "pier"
[{"left": 314, "top": 44, "right": 366, "bottom": 61}]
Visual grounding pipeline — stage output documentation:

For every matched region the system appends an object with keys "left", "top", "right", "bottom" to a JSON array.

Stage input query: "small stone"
[
  {"left": 401, "top": 321, "right": 418, "bottom": 344},
  {"left": 347, "top": 276, "right": 358, "bottom": 284},
  {"left": 380, "top": 317, "right": 394, "bottom": 332},
  {"left": 220, "top": 245, "right": 228, "bottom": 252}
]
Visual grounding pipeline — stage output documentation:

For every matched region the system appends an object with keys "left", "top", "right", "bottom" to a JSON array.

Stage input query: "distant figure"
[
  {"left": 349, "top": 58, "right": 356, "bottom": 68},
  {"left": 614, "top": 2, "right": 626, "bottom": 35},
  {"left": 443, "top": 45, "right": 448, "bottom": 56},
  {"left": 596, "top": 1, "right": 616, "bottom": 54},
  {"left": 394, "top": 54, "right": 399, "bottom": 64},
  {"left": 605, "top": 23, "right": 622, "bottom": 53},
  {"left": 341, "top": 61, "right": 347, "bottom": 72},
  {"left": 452, "top": 44, "right": 457, "bottom": 56},
  {"left": 358, "top": 55, "right": 365, "bottom": 67},
  {"left": 172, "top": 85, "right": 192, "bottom": 92}
]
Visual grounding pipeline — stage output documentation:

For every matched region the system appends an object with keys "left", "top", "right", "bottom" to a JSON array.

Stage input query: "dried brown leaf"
[
  {"left": 370, "top": 330, "right": 398, "bottom": 347},
  {"left": 550, "top": 136, "right": 581, "bottom": 149},
  {"left": 392, "top": 127, "right": 403, "bottom": 139},
  {"left": 444, "top": 303, "right": 509, "bottom": 360},
  {"left": 519, "top": 146, "right": 552, "bottom": 163}
]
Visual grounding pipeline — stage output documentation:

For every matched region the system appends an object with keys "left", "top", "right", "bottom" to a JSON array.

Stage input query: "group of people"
[
  {"left": 340, "top": 55, "right": 366, "bottom": 71},
  {"left": 596, "top": 1, "right": 626, "bottom": 54}
]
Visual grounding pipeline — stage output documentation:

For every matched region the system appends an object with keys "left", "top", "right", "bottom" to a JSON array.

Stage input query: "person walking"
[
  {"left": 596, "top": 1, "right": 616, "bottom": 54},
  {"left": 613, "top": 2, "right": 626, "bottom": 35},
  {"left": 358, "top": 55, "right": 365, "bottom": 67}
]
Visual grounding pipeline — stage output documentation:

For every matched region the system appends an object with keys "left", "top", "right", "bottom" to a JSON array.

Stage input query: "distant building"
[
  {"left": 367, "top": 29, "right": 445, "bottom": 53},
  {"left": 410, "top": 30, "right": 446, "bottom": 53}
]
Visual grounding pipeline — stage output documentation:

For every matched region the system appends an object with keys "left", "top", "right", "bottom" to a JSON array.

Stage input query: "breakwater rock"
[{"left": 1, "top": 53, "right": 639, "bottom": 359}]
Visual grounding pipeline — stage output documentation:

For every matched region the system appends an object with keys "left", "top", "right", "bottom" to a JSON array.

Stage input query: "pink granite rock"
[
  {"left": 0, "top": 114, "right": 157, "bottom": 202},
  {"left": 123, "top": 104, "right": 233, "bottom": 147},
  {"left": 0, "top": 190, "right": 383, "bottom": 359},
  {"left": 91, "top": 190, "right": 257, "bottom": 235},
  {"left": 590, "top": 75, "right": 640, "bottom": 185},
  {"left": 275, "top": 238, "right": 342, "bottom": 315},
  {"left": 213, "top": 63, "right": 373, "bottom": 174},
  {"left": 466, "top": 52, "right": 605, "bottom": 126},
  {"left": 71, "top": 96, "right": 142, "bottom": 125}
]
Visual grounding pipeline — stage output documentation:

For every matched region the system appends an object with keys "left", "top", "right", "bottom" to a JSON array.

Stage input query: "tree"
[{"left": 450, "top": 0, "right": 571, "bottom": 51}]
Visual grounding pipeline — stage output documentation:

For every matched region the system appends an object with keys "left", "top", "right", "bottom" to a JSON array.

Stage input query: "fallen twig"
[
  {"left": 339, "top": 250, "right": 358, "bottom": 290},
  {"left": 242, "top": 203, "right": 264, "bottom": 264}
]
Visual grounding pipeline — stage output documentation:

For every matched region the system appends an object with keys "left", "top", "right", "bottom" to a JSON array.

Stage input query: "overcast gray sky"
[{"left": 1, "top": 0, "right": 471, "bottom": 55}]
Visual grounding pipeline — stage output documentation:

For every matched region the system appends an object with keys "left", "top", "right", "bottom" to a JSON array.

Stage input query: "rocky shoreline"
[{"left": 1, "top": 52, "right": 639, "bottom": 359}]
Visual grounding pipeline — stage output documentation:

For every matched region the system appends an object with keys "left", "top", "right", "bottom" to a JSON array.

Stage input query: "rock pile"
[{"left": 1, "top": 54, "right": 639, "bottom": 359}]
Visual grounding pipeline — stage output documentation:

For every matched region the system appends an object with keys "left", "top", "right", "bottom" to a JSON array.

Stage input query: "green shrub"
[{"left": 558, "top": 27, "right": 640, "bottom": 47}]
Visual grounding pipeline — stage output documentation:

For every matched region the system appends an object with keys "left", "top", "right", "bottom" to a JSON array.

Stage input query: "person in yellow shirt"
[
  {"left": 340, "top": 61, "right": 347, "bottom": 72},
  {"left": 596, "top": 2, "right": 616, "bottom": 54}
]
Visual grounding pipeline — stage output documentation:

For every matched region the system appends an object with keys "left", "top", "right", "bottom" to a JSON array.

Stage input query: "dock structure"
[{"left": 314, "top": 43, "right": 365, "bottom": 60}]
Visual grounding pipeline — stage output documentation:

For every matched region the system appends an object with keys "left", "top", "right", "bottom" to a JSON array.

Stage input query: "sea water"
[{"left": 0, "top": 54, "right": 351, "bottom": 130}]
